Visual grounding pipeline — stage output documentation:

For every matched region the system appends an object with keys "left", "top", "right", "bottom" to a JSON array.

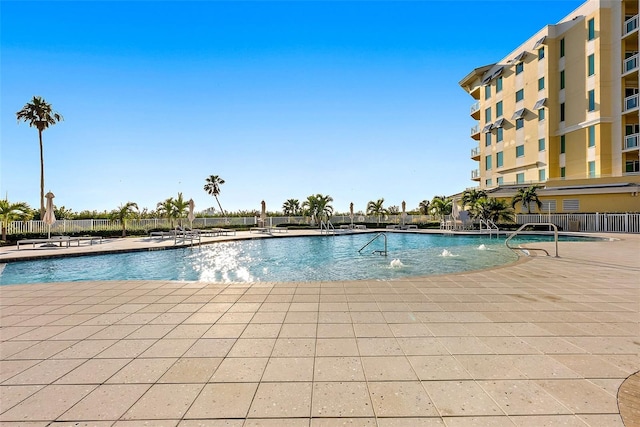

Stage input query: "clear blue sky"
[{"left": 1, "top": 0, "right": 585, "bottom": 215}]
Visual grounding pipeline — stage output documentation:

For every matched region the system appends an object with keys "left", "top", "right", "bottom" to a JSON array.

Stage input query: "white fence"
[{"left": 4, "top": 213, "right": 640, "bottom": 236}]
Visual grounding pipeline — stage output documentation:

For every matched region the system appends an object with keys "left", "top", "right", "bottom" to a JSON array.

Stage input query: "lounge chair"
[{"left": 17, "top": 236, "right": 71, "bottom": 250}]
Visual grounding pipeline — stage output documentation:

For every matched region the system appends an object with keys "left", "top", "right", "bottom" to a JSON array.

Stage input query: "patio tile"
[
  {"left": 376, "top": 419, "right": 445, "bottom": 427},
  {"left": 0, "top": 384, "right": 44, "bottom": 413},
  {"left": 163, "top": 324, "right": 211, "bottom": 339},
  {"left": 201, "top": 324, "right": 247, "bottom": 338},
  {"left": 227, "top": 339, "right": 275, "bottom": 357},
  {"left": 209, "top": 357, "right": 268, "bottom": 382},
  {"left": 245, "top": 419, "right": 310, "bottom": 427},
  {"left": 284, "top": 311, "right": 318, "bottom": 323},
  {"left": 316, "top": 338, "right": 358, "bottom": 357},
  {"left": 353, "top": 323, "right": 393, "bottom": 338},
  {"left": 183, "top": 338, "right": 236, "bottom": 358},
  {"left": 478, "top": 380, "right": 571, "bottom": 415},
  {"left": 239, "top": 323, "right": 282, "bottom": 339},
  {"left": 356, "top": 337, "right": 403, "bottom": 356},
  {"left": 59, "top": 384, "right": 150, "bottom": 421},
  {"left": 96, "top": 339, "right": 156, "bottom": 358},
  {"left": 272, "top": 338, "right": 316, "bottom": 357},
  {"left": 422, "top": 380, "right": 503, "bottom": 416},
  {"left": 4, "top": 359, "right": 85, "bottom": 385},
  {"left": 316, "top": 323, "right": 354, "bottom": 338},
  {"left": 442, "top": 416, "right": 515, "bottom": 426},
  {"left": 507, "top": 355, "right": 582, "bottom": 379},
  {"left": 454, "top": 355, "right": 526, "bottom": 380},
  {"left": 159, "top": 357, "right": 222, "bottom": 383},
  {"left": 0, "top": 360, "right": 40, "bottom": 382},
  {"left": 262, "top": 357, "right": 314, "bottom": 381},
  {"left": 56, "top": 358, "right": 130, "bottom": 384},
  {"left": 0, "top": 384, "right": 95, "bottom": 421},
  {"left": 280, "top": 323, "right": 317, "bottom": 338},
  {"left": 107, "top": 358, "right": 177, "bottom": 383},
  {"left": 122, "top": 383, "right": 204, "bottom": 420},
  {"left": 551, "top": 354, "right": 631, "bottom": 378},
  {"left": 250, "top": 312, "right": 287, "bottom": 324},
  {"left": 314, "top": 357, "right": 365, "bottom": 382},
  {"left": 311, "top": 381, "right": 373, "bottom": 417},
  {"left": 536, "top": 379, "right": 619, "bottom": 413},
  {"left": 185, "top": 382, "right": 258, "bottom": 418},
  {"left": 408, "top": 355, "right": 472, "bottom": 381},
  {"left": 367, "top": 381, "right": 437, "bottom": 417},
  {"left": 361, "top": 356, "right": 418, "bottom": 381},
  {"left": 248, "top": 382, "right": 312, "bottom": 418},
  {"left": 5, "top": 340, "right": 75, "bottom": 360},
  {"left": 389, "top": 323, "right": 431, "bottom": 337}
]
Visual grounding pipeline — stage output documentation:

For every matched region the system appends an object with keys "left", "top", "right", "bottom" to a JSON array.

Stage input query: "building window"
[
  {"left": 486, "top": 179, "right": 492, "bottom": 187},
  {"left": 496, "top": 77, "right": 503, "bottom": 92},
  {"left": 588, "top": 90, "right": 595, "bottom": 111},
  {"left": 497, "top": 177, "right": 504, "bottom": 185},
  {"left": 538, "top": 169, "right": 546, "bottom": 181},
  {"left": 496, "top": 127, "right": 503, "bottom": 142},
  {"left": 485, "top": 107, "right": 492, "bottom": 123},
  {"left": 538, "top": 77, "right": 545, "bottom": 90},
  {"left": 538, "top": 138, "right": 545, "bottom": 151},
  {"left": 516, "top": 89, "right": 524, "bottom": 102},
  {"left": 516, "top": 173, "right": 525, "bottom": 184},
  {"left": 496, "top": 151, "right": 503, "bottom": 167},
  {"left": 486, "top": 155, "right": 492, "bottom": 170},
  {"left": 496, "top": 101, "right": 503, "bottom": 118},
  {"left": 516, "top": 145, "right": 525, "bottom": 157},
  {"left": 515, "top": 62, "right": 524, "bottom": 75},
  {"left": 560, "top": 70, "right": 565, "bottom": 89},
  {"left": 563, "top": 199, "right": 579, "bottom": 211},
  {"left": 560, "top": 135, "right": 566, "bottom": 154},
  {"left": 560, "top": 103, "right": 565, "bottom": 121},
  {"left": 516, "top": 118, "right": 524, "bottom": 130},
  {"left": 588, "top": 18, "right": 595, "bottom": 40},
  {"left": 588, "top": 161, "right": 596, "bottom": 177},
  {"left": 538, "top": 47, "right": 545, "bottom": 60},
  {"left": 588, "top": 125, "right": 595, "bottom": 147},
  {"left": 560, "top": 167, "right": 566, "bottom": 178},
  {"left": 538, "top": 108, "right": 545, "bottom": 121},
  {"left": 485, "top": 132, "right": 492, "bottom": 147},
  {"left": 588, "top": 54, "right": 595, "bottom": 76},
  {"left": 485, "top": 85, "right": 491, "bottom": 100},
  {"left": 560, "top": 38, "right": 565, "bottom": 57}
]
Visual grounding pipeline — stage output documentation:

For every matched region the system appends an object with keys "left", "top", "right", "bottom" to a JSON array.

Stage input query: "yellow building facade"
[{"left": 460, "top": 0, "right": 640, "bottom": 213}]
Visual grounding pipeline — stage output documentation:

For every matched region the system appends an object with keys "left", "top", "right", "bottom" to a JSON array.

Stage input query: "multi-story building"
[{"left": 460, "top": 0, "right": 640, "bottom": 213}]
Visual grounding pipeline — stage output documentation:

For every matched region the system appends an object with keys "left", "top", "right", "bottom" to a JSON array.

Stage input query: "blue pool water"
[{"left": 1, "top": 233, "right": 563, "bottom": 285}]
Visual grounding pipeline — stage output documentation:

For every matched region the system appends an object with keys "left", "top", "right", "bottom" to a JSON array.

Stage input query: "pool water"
[{"left": 1, "top": 233, "right": 531, "bottom": 285}]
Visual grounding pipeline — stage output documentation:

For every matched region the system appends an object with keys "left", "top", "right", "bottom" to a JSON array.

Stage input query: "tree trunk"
[
  {"left": 1, "top": 226, "right": 6, "bottom": 242},
  {"left": 39, "top": 129, "right": 45, "bottom": 217},
  {"left": 215, "top": 196, "right": 226, "bottom": 221}
]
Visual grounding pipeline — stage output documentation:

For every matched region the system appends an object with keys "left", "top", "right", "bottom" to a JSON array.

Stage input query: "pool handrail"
[
  {"left": 358, "top": 232, "right": 387, "bottom": 256},
  {"left": 505, "top": 222, "right": 559, "bottom": 257}
]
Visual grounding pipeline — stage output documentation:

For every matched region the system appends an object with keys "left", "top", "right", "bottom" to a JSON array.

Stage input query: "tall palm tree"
[
  {"left": 511, "top": 186, "right": 543, "bottom": 214},
  {"left": 429, "top": 196, "right": 452, "bottom": 220},
  {"left": 418, "top": 200, "right": 430, "bottom": 216},
  {"left": 302, "top": 194, "right": 333, "bottom": 226},
  {"left": 172, "top": 192, "right": 189, "bottom": 226},
  {"left": 476, "top": 197, "right": 515, "bottom": 223},
  {"left": 110, "top": 202, "right": 138, "bottom": 237},
  {"left": 157, "top": 197, "right": 176, "bottom": 228},
  {"left": 203, "top": 175, "right": 226, "bottom": 219},
  {"left": 0, "top": 200, "right": 33, "bottom": 241},
  {"left": 282, "top": 199, "right": 300, "bottom": 216},
  {"left": 461, "top": 189, "right": 487, "bottom": 211},
  {"left": 16, "top": 96, "right": 63, "bottom": 217},
  {"left": 366, "top": 198, "right": 387, "bottom": 226}
]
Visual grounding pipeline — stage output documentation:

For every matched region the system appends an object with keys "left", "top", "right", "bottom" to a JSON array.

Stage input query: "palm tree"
[
  {"left": 461, "top": 189, "right": 487, "bottom": 211},
  {"left": 476, "top": 197, "right": 515, "bottom": 223},
  {"left": 366, "top": 198, "right": 387, "bottom": 226},
  {"left": 172, "top": 192, "right": 189, "bottom": 227},
  {"left": 302, "top": 194, "right": 333, "bottom": 226},
  {"left": 429, "top": 196, "right": 452, "bottom": 220},
  {"left": 157, "top": 197, "right": 176, "bottom": 228},
  {"left": 16, "top": 96, "right": 63, "bottom": 217},
  {"left": 511, "top": 186, "right": 543, "bottom": 214},
  {"left": 418, "top": 200, "right": 430, "bottom": 216},
  {"left": 203, "top": 175, "right": 226, "bottom": 219},
  {"left": 0, "top": 200, "right": 33, "bottom": 241},
  {"left": 110, "top": 202, "right": 138, "bottom": 237},
  {"left": 282, "top": 199, "right": 300, "bottom": 216}
]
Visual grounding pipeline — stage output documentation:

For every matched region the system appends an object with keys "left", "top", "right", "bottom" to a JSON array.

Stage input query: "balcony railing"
[
  {"left": 471, "top": 169, "right": 480, "bottom": 180},
  {"left": 470, "top": 146, "right": 480, "bottom": 158},
  {"left": 624, "top": 53, "right": 638, "bottom": 74},
  {"left": 470, "top": 124, "right": 479, "bottom": 136},
  {"left": 624, "top": 14, "right": 638, "bottom": 36},
  {"left": 470, "top": 101, "right": 480, "bottom": 116},
  {"left": 625, "top": 133, "right": 639, "bottom": 150},
  {"left": 624, "top": 93, "right": 639, "bottom": 111}
]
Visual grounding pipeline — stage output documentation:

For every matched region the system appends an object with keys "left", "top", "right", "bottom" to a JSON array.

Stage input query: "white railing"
[
  {"left": 470, "top": 124, "right": 480, "bottom": 136},
  {"left": 470, "top": 101, "right": 480, "bottom": 116},
  {"left": 624, "top": 53, "right": 638, "bottom": 74},
  {"left": 516, "top": 213, "right": 640, "bottom": 233},
  {"left": 471, "top": 146, "right": 480, "bottom": 157},
  {"left": 471, "top": 169, "right": 480, "bottom": 179},
  {"left": 624, "top": 93, "right": 639, "bottom": 111},
  {"left": 625, "top": 133, "right": 639, "bottom": 150},
  {"left": 624, "top": 14, "right": 638, "bottom": 36}
]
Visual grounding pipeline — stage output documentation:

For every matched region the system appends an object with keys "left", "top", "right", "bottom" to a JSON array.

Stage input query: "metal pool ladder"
[
  {"left": 505, "top": 222, "right": 559, "bottom": 257},
  {"left": 358, "top": 232, "right": 387, "bottom": 256}
]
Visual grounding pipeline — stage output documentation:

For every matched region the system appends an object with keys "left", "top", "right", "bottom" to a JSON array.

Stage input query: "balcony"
[
  {"left": 625, "top": 93, "right": 639, "bottom": 112},
  {"left": 624, "top": 14, "right": 638, "bottom": 37},
  {"left": 471, "top": 146, "right": 480, "bottom": 160},
  {"left": 471, "top": 124, "right": 480, "bottom": 140},
  {"left": 623, "top": 53, "right": 638, "bottom": 75},
  {"left": 470, "top": 101, "right": 480, "bottom": 119},
  {"left": 624, "top": 133, "right": 639, "bottom": 151},
  {"left": 471, "top": 169, "right": 480, "bottom": 181}
]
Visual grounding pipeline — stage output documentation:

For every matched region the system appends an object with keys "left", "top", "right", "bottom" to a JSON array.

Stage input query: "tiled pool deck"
[{"left": 0, "top": 231, "right": 638, "bottom": 426}]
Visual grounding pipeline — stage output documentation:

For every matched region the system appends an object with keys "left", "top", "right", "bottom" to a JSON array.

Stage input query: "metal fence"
[{"left": 4, "top": 213, "right": 640, "bottom": 236}]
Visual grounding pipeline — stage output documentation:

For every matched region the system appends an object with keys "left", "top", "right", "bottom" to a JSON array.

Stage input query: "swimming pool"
[{"left": 0, "top": 233, "right": 530, "bottom": 285}]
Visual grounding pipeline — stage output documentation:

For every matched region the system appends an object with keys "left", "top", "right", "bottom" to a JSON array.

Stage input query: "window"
[
  {"left": 588, "top": 18, "right": 595, "bottom": 40},
  {"left": 588, "top": 125, "right": 595, "bottom": 147},
  {"left": 560, "top": 70, "right": 565, "bottom": 89},
  {"left": 560, "top": 103, "right": 565, "bottom": 121},
  {"left": 563, "top": 199, "right": 579, "bottom": 211},
  {"left": 538, "top": 47, "right": 545, "bottom": 60},
  {"left": 516, "top": 89, "right": 524, "bottom": 102},
  {"left": 496, "top": 151, "right": 503, "bottom": 167},
  {"left": 560, "top": 167, "right": 566, "bottom": 178},
  {"left": 516, "top": 173, "right": 525, "bottom": 184},
  {"left": 516, "top": 118, "right": 524, "bottom": 130},
  {"left": 486, "top": 155, "right": 492, "bottom": 170},
  {"left": 560, "top": 38, "right": 565, "bottom": 57},
  {"left": 497, "top": 177, "right": 504, "bottom": 185},
  {"left": 516, "top": 145, "right": 525, "bottom": 157},
  {"left": 538, "top": 108, "right": 545, "bottom": 121},
  {"left": 515, "top": 62, "right": 524, "bottom": 75},
  {"left": 496, "top": 101, "right": 503, "bottom": 118},
  {"left": 485, "top": 85, "right": 491, "bottom": 100},
  {"left": 538, "top": 77, "right": 545, "bottom": 90},
  {"left": 588, "top": 90, "right": 595, "bottom": 111},
  {"left": 486, "top": 179, "right": 492, "bottom": 187},
  {"left": 588, "top": 161, "right": 596, "bottom": 177},
  {"left": 485, "top": 107, "right": 492, "bottom": 122},
  {"left": 485, "top": 132, "right": 492, "bottom": 147},
  {"left": 496, "top": 127, "right": 503, "bottom": 142},
  {"left": 496, "top": 77, "right": 503, "bottom": 92},
  {"left": 538, "top": 138, "right": 545, "bottom": 151},
  {"left": 539, "top": 169, "right": 546, "bottom": 181},
  {"left": 560, "top": 135, "right": 566, "bottom": 154},
  {"left": 588, "top": 54, "right": 595, "bottom": 76}
]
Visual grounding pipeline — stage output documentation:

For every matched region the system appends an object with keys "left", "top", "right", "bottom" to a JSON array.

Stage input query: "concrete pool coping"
[{"left": 0, "top": 231, "right": 638, "bottom": 426}]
